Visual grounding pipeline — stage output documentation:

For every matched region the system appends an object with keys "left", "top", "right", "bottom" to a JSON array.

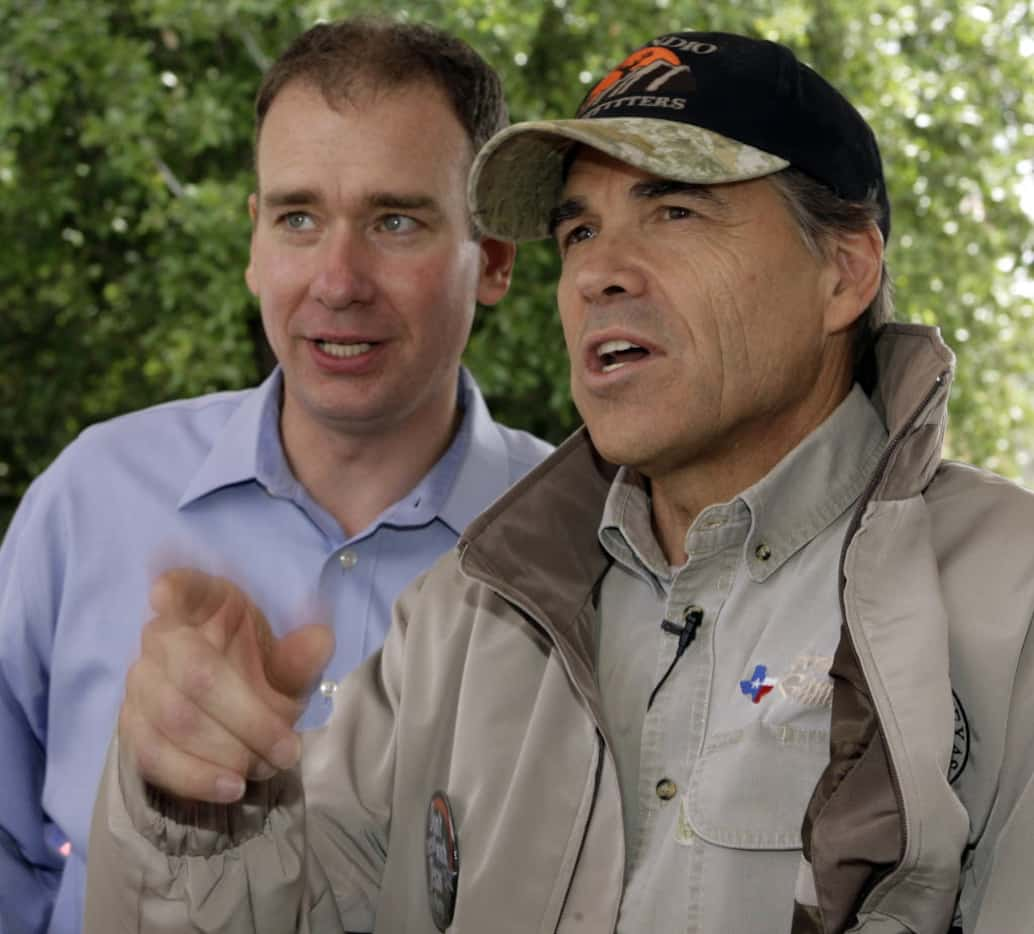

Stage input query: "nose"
[
  {"left": 572, "top": 234, "right": 647, "bottom": 303},
  {"left": 308, "top": 228, "right": 376, "bottom": 310}
]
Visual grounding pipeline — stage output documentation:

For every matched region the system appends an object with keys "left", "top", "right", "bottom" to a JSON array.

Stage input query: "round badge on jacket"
[
  {"left": 426, "top": 790, "right": 460, "bottom": 931},
  {"left": 949, "top": 690, "right": 970, "bottom": 784}
]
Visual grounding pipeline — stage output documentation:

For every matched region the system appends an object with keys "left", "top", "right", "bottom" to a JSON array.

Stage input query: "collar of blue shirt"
[{"left": 178, "top": 366, "right": 515, "bottom": 540}]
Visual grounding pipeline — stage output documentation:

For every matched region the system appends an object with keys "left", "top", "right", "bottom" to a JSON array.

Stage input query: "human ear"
[
  {"left": 244, "top": 192, "right": 259, "bottom": 296},
  {"left": 824, "top": 223, "right": 883, "bottom": 335},
  {"left": 476, "top": 237, "right": 517, "bottom": 307}
]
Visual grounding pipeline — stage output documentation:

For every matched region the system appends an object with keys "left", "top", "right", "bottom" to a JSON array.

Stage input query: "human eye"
[
  {"left": 278, "top": 211, "right": 315, "bottom": 231},
  {"left": 660, "top": 204, "right": 697, "bottom": 222},
  {"left": 377, "top": 213, "right": 420, "bottom": 235},
  {"left": 555, "top": 223, "right": 596, "bottom": 256}
]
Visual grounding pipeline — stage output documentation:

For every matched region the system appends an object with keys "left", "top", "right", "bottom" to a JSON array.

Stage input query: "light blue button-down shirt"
[{"left": 0, "top": 367, "right": 551, "bottom": 934}]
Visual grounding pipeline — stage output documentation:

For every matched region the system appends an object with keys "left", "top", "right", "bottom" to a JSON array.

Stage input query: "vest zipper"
[{"left": 833, "top": 369, "right": 949, "bottom": 888}]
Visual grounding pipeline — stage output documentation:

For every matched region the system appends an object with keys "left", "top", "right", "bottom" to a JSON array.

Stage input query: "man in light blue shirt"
[{"left": 0, "top": 17, "right": 550, "bottom": 933}]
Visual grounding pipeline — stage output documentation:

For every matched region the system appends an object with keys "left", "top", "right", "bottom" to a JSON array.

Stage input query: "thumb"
[{"left": 266, "top": 623, "right": 336, "bottom": 701}]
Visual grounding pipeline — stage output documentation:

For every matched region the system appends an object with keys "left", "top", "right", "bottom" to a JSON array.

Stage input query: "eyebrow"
[
  {"left": 629, "top": 179, "right": 725, "bottom": 206},
  {"left": 365, "top": 193, "right": 439, "bottom": 214},
  {"left": 259, "top": 189, "right": 440, "bottom": 214},
  {"left": 547, "top": 180, "right": 727, "bottom": 236},
  {"left": 547, "top": 197, "right": 586, "bottom": 237},
  {"left": 260, "top": 188, "right": 320, "bottom": 210}
]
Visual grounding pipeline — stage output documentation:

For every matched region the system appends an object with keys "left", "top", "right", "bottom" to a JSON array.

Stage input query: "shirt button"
[
  {"left": 755, "top": 542, "right": 772, "bottom": 561},
  {"left": 319, "top": 680, "right": 338, "bottom": 698},
  {"left": 656, "top": 778, "right": 677, "bottom": 801},
  {"left": 339, "top": 550, "right": 358, "bottom": 570}
]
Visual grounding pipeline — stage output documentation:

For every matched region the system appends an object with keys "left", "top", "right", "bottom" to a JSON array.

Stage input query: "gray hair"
[{"left": 767, "top": 168, "right": 893, "bottom": 389}]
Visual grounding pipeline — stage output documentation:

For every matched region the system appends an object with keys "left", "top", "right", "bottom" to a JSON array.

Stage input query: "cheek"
[
  {"left": 556, "top": 283, "right": 582, "bottom": 356},
  {"left": 251, "top": 251, "right": 313, "bottom": 349},
  {"left": 250, "top": 242, "right": 308, "bottom": 298},
  {"left": 389, "top": 248, "right": 479, "bottom": 345},
  {"left": 397, "top": 245, "right": 476, "bottom": 301},
  {"left": 663, "top": 255, "right": 742, "bottom": 354}
]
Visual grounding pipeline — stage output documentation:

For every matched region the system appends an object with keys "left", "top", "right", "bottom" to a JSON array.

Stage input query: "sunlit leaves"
[{"left": 1, "top": 0, "right": 1032, "bottom": 531}]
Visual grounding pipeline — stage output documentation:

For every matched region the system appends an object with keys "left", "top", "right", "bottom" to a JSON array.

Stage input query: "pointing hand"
[{"left": 119, "top": 569, "right": 335, "bottom": 803}]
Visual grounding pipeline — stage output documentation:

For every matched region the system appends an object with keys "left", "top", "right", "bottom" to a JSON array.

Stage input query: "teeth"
[
  {"left": 318, "top": 340, "right": 372, "bottom": 358},
  {"left": 597, "top": 339, "right": 638, "bottom": 357},
  {"left": 597, "top": 338, "right": 646, "bottom": 374}
]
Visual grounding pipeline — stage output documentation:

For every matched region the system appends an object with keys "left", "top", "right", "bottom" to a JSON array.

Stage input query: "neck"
[
  {"left": 279, "top": 380, "right": 462, "bottom": 538},
  {"left": 648, "top": 376, "right": 853, "bottom": 566}
]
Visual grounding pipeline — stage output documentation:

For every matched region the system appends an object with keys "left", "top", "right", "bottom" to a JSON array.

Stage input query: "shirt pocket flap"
[{"left": 682, "top": 721, "right": 829, "bottom": 850}]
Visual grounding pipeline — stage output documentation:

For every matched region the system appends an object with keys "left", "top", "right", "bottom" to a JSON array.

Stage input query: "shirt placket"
[{"left": 625, "top": 512, "right": 746, "bottom": 933}]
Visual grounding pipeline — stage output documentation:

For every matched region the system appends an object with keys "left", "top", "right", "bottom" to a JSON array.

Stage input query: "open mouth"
[
  {"left": 315, "top": 339, "right": 374, "bottom": 359},
  {"left": 596, "top": 339, "right": 649, "bottom": 373}
]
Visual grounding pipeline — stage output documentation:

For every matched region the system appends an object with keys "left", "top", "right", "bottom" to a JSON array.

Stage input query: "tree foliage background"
[{"left": 2, "top": 0, "right": 1032, "bottom": 531}]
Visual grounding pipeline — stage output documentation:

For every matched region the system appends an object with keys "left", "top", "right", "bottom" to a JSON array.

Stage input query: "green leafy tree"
[{"left": 2, "top": 0, "right": 1032, "bottom": 532}]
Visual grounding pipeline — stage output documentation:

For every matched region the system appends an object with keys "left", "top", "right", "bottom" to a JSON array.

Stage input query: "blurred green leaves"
[{"left": 1, "top": 0, "right": 1032, "bottom": 531}]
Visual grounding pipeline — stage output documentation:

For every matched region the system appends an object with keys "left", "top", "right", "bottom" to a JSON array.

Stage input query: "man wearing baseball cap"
[{"left": 86, "top": 32, "right": 1034, "bottom": 933}]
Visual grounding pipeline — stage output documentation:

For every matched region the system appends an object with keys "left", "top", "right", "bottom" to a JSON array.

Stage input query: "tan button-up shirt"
[{"left": 596, "top": 385, "right": 887, "bottom": 932}]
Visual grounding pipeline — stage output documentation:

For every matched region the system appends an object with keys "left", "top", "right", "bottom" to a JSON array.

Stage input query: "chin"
[{"left": 584, "top": 422, "right": 650, "bottom": 470}]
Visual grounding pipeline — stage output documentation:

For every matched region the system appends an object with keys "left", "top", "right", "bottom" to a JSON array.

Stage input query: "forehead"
[
  {"left": 254, "top": 81, "right": 473, "bottom": 190},
  {"left": 562, "top": 147, "right": 666, "bottom": 194}
]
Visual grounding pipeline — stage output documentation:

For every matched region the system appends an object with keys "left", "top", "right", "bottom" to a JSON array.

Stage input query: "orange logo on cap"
[{"left": 585, "top": 46, "right": 682, "bottom": 104}]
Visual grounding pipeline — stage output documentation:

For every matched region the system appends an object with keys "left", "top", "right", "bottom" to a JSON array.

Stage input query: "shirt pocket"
[{"left": 681, "top": 720, "right": 830, "bottom": 849}]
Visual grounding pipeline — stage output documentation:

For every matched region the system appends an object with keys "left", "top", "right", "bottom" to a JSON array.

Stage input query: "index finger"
[{"left": 149, "top": 568, "right": 235, "bottom": 625}]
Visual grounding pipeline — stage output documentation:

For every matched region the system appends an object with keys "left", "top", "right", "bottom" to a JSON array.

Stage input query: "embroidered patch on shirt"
[
  {"left": 777, "top": 655, "right": 834, "bottom": 707},
  {"left": 740, "top": 664, "right": 777, "bottom": 703}
]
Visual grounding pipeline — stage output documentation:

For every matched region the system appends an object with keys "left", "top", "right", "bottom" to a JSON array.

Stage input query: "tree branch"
[
  {"left": 154, "top": 156, "right": 185, "bottom": 198},
  {"left": 233, "top": 24, "right": 271, "bottom": 73}
]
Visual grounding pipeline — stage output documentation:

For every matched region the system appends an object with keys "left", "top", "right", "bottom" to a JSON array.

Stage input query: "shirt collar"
[
  {"left": 373, "top": 371, "right": 475, "bottom": 533},
  {"left": 435, "top": 367, "right": 514, "bottom": 535},
  {"left": 178, "top": 366, "right": 508, "bottom": 538},
  {"left": 344, "top": 367, "right": 516, "bottom": 537},
  {"left": 598, "top": 469, "right": 670, "bottom": 591},
  {"left": 599, "top": 384, "right": 888, "bottom": 585},
  {"left": 178, "top": 369, "right": 284, "bottom": 509},
  {"left": 739, "top": 383, "right": 887, "bottom": 581}
]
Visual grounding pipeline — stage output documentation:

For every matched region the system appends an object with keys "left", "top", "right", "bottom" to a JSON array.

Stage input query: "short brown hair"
[{"left": 255, "top": 16, "right": 508, "bottom": 161}]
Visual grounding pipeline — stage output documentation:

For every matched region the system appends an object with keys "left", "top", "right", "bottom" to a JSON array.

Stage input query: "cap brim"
[{"left": 469, "top": 117, "right": 790, "bottom": 242}]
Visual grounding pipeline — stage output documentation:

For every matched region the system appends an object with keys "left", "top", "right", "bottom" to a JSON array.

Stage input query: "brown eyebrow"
[
  {"left": 259, "top": 189, "right": 440, "bottom": 214},
  {"left": 365, "top": 193, "right": 439, "bottom": 213},
  {"left": 630, "top": 179, "right": 726, "bottom": 206},
  {"left": 260, "top": 188, "right": 320, "bottom": 210},
  {"left": 547, "top": 197, "right": 587, "bottom": 237}
]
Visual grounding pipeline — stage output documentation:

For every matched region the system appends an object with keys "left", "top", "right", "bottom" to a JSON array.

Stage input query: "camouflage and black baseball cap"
[{"left": 469, "top": 31, "right": 889, "bottom": 242}]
